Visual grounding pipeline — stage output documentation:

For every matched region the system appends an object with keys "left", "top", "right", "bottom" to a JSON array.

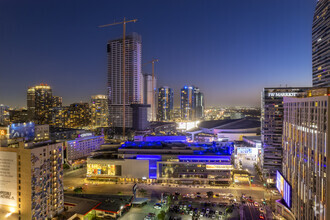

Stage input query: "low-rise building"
[
  {"left": 49, "top": 126, "right": 85, "bottom": 141},
  {"left": 64, "top": 134, "right": 104, "bottom": 162},
  {"left": 64, "top": 194, "right": 132, "bottom": 220},
  {"left": 87, "top": 141, "right": 234, "bottom": 185},
  {"left": 187, "top": 118, "right": 260, "bottom": 142},
  {"left": 34, "top": 124, "right": 49, "bottom": 141}
]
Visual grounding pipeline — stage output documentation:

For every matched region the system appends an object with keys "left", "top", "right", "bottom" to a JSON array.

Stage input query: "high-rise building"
[
  {"left": 312, "top": 0, "right": 329, "bottom": 87},
  {"left": 181, "top": 86, "right": 195, "bottom": 121},
  {"left": 0, "top": 104, "right": 10, "bottom": 126},
  {"left": 27, "top": 84, "right": 53, "bottom": 124},
  {"left": 180, "top": 86, "right": 204, "bottom": 121},
  {"left": 51, "top": 106, "right": 70, "bottom": 128},
  {"left": 261, "top": 87, "right": 309, "bottom": 184},
  {"left": 91, "top": 95, "right": 108, "bottom": 128},
  {"left": 107, "top": 33, "right": 143, "bottom": 128},
  {"left": 0, "top": 141, "right": 64, "bottom": 219},
  {"left": 27, "top": 84, "right": 62, "bottom": 125},
  {"left": 67, "top": 103, "right": 91, "bottom": 129},
  {"left": 52, "top": 96, "right": 62, "bottom": 108},
  {"left": 195, "top": 88, "right": 205, "bottom": 119},
  {"left": 157, "top": 86, "right": 173, "bottom": 121},
  {"left": 131, "top": 104, "right": 150, "bottom": 131},
  {"left": 143, "top": 73, "right": 157, "bottom": 121},
  {"left": 281, "top": 88, "right": 330, "bottom": 220},
  {"left": 9, "top": 109, "right": 28, "bottom": 123}
]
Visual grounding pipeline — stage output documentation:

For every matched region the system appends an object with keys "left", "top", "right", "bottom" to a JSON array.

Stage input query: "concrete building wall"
[{"left": 87, "top": 159, "right": 149, "bottom": 179}]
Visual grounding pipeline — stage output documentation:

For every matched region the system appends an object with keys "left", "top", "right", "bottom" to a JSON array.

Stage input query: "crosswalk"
[{"left": 245, "top": 203, "right": 257, "bottom": 207}]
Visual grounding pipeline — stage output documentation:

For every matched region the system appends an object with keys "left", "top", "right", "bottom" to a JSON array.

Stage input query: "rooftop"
[
  {"left": 198, "top": 118, "right": 260, "bottom": 130},
  {"left": 243, "top": 135, "right": 261, "bottom": 142},
  {"left": 89, "top": 141, "right": 234, "bottom": 158},
  {"left": 65, "top": 194, "right": 133, "bottom": 214}
]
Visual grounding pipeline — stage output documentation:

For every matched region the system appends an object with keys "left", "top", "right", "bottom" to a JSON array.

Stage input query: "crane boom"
[{"left": 98, "top": 19, "right": 137, "bottom": 28}]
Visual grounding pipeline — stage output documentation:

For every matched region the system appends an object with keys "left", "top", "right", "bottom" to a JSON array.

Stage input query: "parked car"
[{"left": 153, "top": 203, "right": 162, "bottom": 209}]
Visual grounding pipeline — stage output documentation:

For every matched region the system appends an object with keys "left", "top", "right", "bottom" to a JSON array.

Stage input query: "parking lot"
[{"left": 166, "top": 191, "right": 239, "bottom": 220}]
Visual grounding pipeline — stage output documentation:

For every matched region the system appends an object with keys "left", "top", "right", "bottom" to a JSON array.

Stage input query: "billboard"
[
  {"left": 9, "top": 122, "right": 35, "bottom": 141},
  {"left": 0, "top": 151, "right": 17, "bottom": 207},
  {"left": 206, "top": 165, "right": 233, "bottom": 170},
  {"left": 237, "top": 147, "right": 258, "bottom": 155},
  {"left": 0, "top": 128, "right": 7, "bottom": 140},
  {"left": 276, "top": 170, "right": 292, "bottom": 208}
]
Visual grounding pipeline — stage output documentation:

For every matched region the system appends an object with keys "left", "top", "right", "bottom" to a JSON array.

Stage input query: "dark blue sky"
[{"left": 0, "top": 0, "right": 316, "bottom": 107}]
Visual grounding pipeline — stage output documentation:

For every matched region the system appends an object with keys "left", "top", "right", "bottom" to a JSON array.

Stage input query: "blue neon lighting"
[
  {"left": 136, "top": 155, "right": 161, "bottom": 179},
  {"left": 136, "top": 155, "right": 161, "bottom": 160},
  {"left": 178, "top": 156, "right": 230, "bottom": 161}
]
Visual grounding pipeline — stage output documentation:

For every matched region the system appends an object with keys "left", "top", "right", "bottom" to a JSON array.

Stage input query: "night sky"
[{"left": 0, "top": 0, "right": 316, "bottom": 108}]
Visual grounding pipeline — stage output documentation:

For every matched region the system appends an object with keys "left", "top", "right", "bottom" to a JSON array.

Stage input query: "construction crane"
[
  {"left": 143, "top": 59, "right": 159, "bottom": 121},
  {"left": 99, "top": 18, "right": 137, "bottom": 139}
]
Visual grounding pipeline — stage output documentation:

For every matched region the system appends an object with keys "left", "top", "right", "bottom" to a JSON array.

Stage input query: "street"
[{"left": 63, "top": 167, "right": 276, "bottom": 219}]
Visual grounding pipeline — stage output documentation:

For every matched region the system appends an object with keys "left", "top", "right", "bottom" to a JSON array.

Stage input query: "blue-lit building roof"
[{"left": 119, "top": 141, "right": 233, "bottom": 156}]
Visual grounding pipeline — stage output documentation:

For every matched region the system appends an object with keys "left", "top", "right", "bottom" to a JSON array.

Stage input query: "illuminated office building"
[
  {"left": 67, "top": 103, "right": 91, "bottom": 129},
  {"left": 52, "top": 96, "right": 62, "bottom": 108},
  {"left": 157, "top": 86, "right": 173, "bottom": 121},
  {"left": 91, "top": 95, "right": 108, "bottom": 128},
  {"left": 107, "top": 33, "right": 143, "bottom": 128},
  {"left": 51, "top": 107, "right": 70, "bottom": 128},
  {"left": 0, "top": 141, "right": 64, "bottom": 219},
  {"left": 312, "top": 0, "right": 329, "bottom": 87},
  {"left": 281, "top": 88, "right": 330, "bottom": 220},
  {"left": 143, "top": 73, "right": 157, "bottom": 121},
  {"left": 195, "top": 87, "right": 205, "bottom": 119},
  {"left": 0, "top": 104, "right": 10, "bottom": 126},
  {"left": 34, "top": 124, "right": 50, "bottom": 141},
  {"left": 180, "top": 86, "right": 204, "bottom": 121},
  {"left": 27, "top": 84, "right": 62, "bottom": 125},
  {"left": 9, "top": 109, "right": 28, "bottom": 123},
  {"left": 51, "top": 103, "right": 91, "bottom": 129},
  {"left": 261, "top": 88, "right": 309, "bottom": 184}
]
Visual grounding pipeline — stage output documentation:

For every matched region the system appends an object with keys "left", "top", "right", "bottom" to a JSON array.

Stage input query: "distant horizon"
[{"left": 0, "top": 0, "right": 315, "bottom": 107}]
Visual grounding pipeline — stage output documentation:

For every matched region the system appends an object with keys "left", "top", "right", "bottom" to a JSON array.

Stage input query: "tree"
[
  {"left": 73, "top": 187, "right": 82, "bottom": 193},
  {"left": 225, "top": 207, "right": 233, "bottom": 213},
  {"left": 166, "top": 195, "right": 172, "bottom": 205},
  {"left": 63, "top": 163, "right": 70, "bottom": 169},
  {"left": 207, "top": 191, "right": 214, "bottom": 199},
  {"left": 157, "top": 210, "right": 166, "bottom": 220}
]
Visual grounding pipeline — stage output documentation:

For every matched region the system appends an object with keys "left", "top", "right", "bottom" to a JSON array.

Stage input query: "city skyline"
[{"left": 0, "top": 0, "right": 316, "bottom": 108}]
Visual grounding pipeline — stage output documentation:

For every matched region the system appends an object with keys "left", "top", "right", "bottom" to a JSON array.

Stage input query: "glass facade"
[
  {"left": 312, "top": 0, "right": 329, "bottom": 87},
  {"left": 261, "top": 88, "right": 309, "bottom": 183},
  {"left": 157, "top": 86, "right": 173, "bottom": 121},
  {"left": 180, "top": 86, "right": 204, "bottom": 120}
]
